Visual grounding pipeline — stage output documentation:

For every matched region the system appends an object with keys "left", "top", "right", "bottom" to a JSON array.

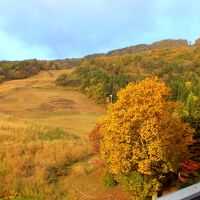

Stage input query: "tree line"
[{"left": 0, "top": 58, "right": 79, "bottom": 83}]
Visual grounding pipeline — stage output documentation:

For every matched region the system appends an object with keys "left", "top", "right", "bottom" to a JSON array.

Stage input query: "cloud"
[
  {"left": 0, "top": 29, "right": 53, "bottom": 60},
  {"left": 0, "top": 0, "right": 157, "bottom": 59},
  {"left": 152, "top": 0, "right": 200, "bottom": 41},
  {"left": 0, "top": 0, "right": 199, "bottom": 60}
]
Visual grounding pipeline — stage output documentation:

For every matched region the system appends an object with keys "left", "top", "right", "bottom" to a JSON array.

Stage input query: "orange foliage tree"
[{"left": 99, "top": 77, "right": 194, "bottom": 198}]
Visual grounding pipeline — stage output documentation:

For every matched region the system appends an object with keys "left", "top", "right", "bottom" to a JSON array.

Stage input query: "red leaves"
[
  {"left": 179, "top": 160, "right": 200, "bottom": 172},
  {"left": 179, "top": 177, "right": 187, "bottom": 183},
  {"left": 178, "top": 160, "right": 200, "bottom": 183}
]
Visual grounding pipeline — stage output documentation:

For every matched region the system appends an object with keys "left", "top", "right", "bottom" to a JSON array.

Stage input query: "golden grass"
[
  {"left": 0, "top": 69, "right": 105, "bottom": 199},
  {"left": 0, "top": 113, "right": 88, "bottom": 199},
  {"left": 0, "top": 69, "right": 104, "bottom": 138}
]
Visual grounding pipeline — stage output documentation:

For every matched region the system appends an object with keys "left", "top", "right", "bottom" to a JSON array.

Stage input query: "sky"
[{"left": 0, "top": 0, "right": 200, "bottom": 60}]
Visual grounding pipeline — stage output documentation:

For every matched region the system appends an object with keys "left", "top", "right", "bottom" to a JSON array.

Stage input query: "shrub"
[
  {"left": 103, "top": 172, "right": 117, "bottom": 188},
  {"left": 56, "top": 73, "right": 79, "bottom": 87},
  {"left": 117, "top": 172, "right": 161, "bottom": 200}
]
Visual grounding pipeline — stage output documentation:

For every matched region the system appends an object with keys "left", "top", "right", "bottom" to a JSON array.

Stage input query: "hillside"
[
  {"left": 0, "top": 38, "right": 196, "bottom": 84},
  {"left": 0, "top": 58, "right": 80, "bottom": 84},
  {"left": 0, "top": 69, "right": 128, "bottom": 200},
  {"left": 58, "top": 42, "right": 200, "bottom": 143},
  {"left": 84, "top": 39, "right": 190, "bottom": 58},
  {"left": 69, "top": 45, "right": 200, "bottom": 105},
  {"left": 0, "top": 69, "right": 103, "bottom": 137},
  {"left": 107, "top": 39, "right": 189, "bottom": 56},
  {"left": 1, "top": 38, "right": 200, "bottom": 199}
]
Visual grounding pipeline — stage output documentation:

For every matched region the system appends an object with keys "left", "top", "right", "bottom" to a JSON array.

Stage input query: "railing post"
[{"left": 157, "top": 182, "right": 200, "bottom": 200}]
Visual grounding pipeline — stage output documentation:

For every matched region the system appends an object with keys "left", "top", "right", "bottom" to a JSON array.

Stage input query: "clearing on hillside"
[{"left": 0, "top": 69, "right": 104, "bottom": 138}]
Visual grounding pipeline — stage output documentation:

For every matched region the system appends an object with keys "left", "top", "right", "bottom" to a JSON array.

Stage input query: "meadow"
[
  {"left": 0, "top": 69, "right": 104, "bottom": 138},
  {"left": 0, "top": 69, "right": 123, "bottom": 200}
]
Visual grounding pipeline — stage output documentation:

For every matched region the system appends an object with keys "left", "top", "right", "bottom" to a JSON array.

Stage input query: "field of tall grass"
[
  {"left": 0, "top": 113, "right": 89, "bottom": 200},
  {"left": 0, "top": 70, "right": 108, "bottom": 200}
]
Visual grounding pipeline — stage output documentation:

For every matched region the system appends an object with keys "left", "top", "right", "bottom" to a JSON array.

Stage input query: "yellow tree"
[{"left": 99, "top": 77, "right": 194, "bottom": 198}]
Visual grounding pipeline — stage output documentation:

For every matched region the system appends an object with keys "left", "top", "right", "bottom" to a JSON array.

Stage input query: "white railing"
[{"left": 157, "top": 182, "right": 200, "bottom": 200}]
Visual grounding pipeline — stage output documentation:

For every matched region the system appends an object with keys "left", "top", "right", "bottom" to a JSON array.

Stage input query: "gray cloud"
[{"left": 0, "top": 0, "right": 199, "bottom": 60}]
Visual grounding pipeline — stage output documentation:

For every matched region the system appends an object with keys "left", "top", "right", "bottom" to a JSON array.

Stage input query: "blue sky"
[{"left": 0, "top": 0, "right": 200, "bottom": 60}]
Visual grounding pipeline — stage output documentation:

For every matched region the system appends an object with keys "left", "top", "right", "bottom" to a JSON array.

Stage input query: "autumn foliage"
[
  {"left": 98, "top": 77, "right": 194, "bottom": 198},
  {"left": 89, "top": 123, "right": 102, "bottom": 154},
  {"left": 180, "top": 160, "right": 200, "bottom": 172},
  {"left": 179, "top": 160, "right": 200, "bottom": 183}
]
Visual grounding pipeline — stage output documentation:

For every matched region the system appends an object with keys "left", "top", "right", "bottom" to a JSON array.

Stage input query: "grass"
[
  {"left": 0, "top": 113, "right": 88, "bottom": 199},
  {"left": 0, "top": 69, "right": 104, "bottom": 138},
  {"left": 0, "top": 69, "right": 106, "bottom": 200}
]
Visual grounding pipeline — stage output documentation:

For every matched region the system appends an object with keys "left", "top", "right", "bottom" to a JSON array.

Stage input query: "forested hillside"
[
  {"left": 0, "top": 58, "right": 79, "bottom": 83},
  {"left": 72, "top": 44, "right": 200, "bottom": 101},
  {"left": 107, "top": 39, "right": 189, "bottom": 56},
  {"left": 56, "top": 41, "right": 200, "bottom": 140}
]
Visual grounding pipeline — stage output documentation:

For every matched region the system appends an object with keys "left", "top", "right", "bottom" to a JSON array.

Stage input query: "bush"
[
  {"left": 56, "top": 73, "right": 79, "bottom": 87},
  {"left": 103, "top": 172, "right": 117, "bottom": 188},
  {"left": 38, "top": 127, "right": 78, "bottom": 141},
  {"left": 56, "top": 73, "right": 69, "bottom": 86},
  {"left": 118, "top": 172, "right": 161, "bottom": 200}
]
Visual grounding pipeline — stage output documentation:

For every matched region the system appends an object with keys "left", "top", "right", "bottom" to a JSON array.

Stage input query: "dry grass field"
[
  {"left": 0, "top": 69, "right": 127, "bottom": 200},
  {"left": 0, "top": 69, "right": 104, "bottom": 138},
  {"left": 0, "top": 113, "right": 88, "bottom": 200}
]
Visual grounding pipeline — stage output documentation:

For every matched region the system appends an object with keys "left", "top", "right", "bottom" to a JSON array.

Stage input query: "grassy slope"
[
  {"left": 0, "top": 69, "right": 104, "bottom": 138},
  {"left": 0, "top": 69, "right": 128, "bottom": 200}
]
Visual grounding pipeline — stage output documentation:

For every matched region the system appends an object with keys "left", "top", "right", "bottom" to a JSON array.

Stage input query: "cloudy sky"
[{"left": 0, "top": 0, "right": 200, "bottom": 60}]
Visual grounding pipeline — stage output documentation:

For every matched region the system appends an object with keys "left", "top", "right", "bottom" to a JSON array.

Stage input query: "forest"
[{"left": 0, "top": 58, "right": 79, "bottom": 83}]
